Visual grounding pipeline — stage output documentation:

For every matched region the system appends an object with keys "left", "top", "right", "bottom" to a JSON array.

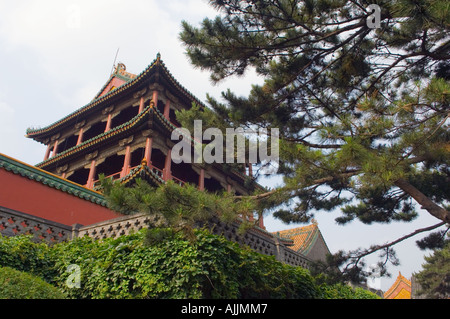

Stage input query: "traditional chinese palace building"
[
  {"left": 0, "top": 54, "right": 330, "bottom": 267},
  {"left": 26, "top": 54, "right": 256, "bottom": 200}
]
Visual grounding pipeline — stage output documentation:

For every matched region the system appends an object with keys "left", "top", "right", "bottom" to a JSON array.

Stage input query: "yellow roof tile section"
[
  {"left": 384, "top": 272, "right": 411, "bottom": 299},
  {"left": 274, "top": 221, "right": 319, "bottom": 255}
]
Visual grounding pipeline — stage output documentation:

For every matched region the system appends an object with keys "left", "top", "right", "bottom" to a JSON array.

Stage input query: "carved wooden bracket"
[
  {"left": 56, "top": 164, "right": 68, "bottom": 174},
  {"left": 74, "top": 120, "right": 86, "bottom": 129},
  {"left": 85, "top": 150, "right": 98, "bottom": 161},
  {"left": 119, "top": 135, "right": 134, "bottom": 146},
  {"left": 50, "top": 133, "right": 61, "bottom": 141},
  {"left": 102, "top": 105, "right": 115, "bottom": 115},
  {"left": 133, "top": 87, "right": 147, "bottom": 99}
]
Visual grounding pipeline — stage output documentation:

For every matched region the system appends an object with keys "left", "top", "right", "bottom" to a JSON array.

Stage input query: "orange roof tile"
[
  {"left": 384, "top": 272, "right": 411, "bottom": 299},
  {"left": 273, "top": 221, "right": 320, "bottom": 255}
]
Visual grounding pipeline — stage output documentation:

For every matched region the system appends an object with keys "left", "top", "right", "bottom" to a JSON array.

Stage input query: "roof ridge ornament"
[{"left": 114, "top": 62, "right": 126, "bottom": 74}]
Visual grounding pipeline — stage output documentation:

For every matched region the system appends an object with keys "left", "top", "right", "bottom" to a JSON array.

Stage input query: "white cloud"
[
  {"left": 0, "top": 0, "right": 261, "bottom": 110},
  {"left": 0, "top": 100, "right": 16, "bottom": 150},
  {"left": 0, "top": 100, "right": 14, "bottom": 117}
]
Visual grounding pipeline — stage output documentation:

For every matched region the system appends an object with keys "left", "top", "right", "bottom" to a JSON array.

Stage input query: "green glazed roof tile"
[{"left": 0, "top": 153, "right": 107, "bottom": 207}]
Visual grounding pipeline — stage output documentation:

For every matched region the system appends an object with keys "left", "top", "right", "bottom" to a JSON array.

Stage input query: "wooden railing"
[{"left": 92, "top": 163, "right": 186, "bottom": 188}]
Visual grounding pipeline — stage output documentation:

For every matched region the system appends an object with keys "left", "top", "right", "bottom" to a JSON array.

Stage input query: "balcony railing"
[{"left": 91, "top": 163, "right": 186, "bottom": 188}]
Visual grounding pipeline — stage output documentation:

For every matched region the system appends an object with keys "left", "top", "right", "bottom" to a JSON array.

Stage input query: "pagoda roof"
[
  {"left": 26, "top": 53, "right": 207, "bottom": 142},
  {"left": 35, "top": 103, "right": 155, "bottom": 169},
  {"left": 34, "top": 103, "right": 188, "bottom": 169},
  {"left": 384, "top": 272, "right": 411, "bottom": 299},
  {"left": 273, "top": 221, "right": 328, "bottom": 256},
  {"left": 0, "top": 153, "right": 107, "bottom": 207}
]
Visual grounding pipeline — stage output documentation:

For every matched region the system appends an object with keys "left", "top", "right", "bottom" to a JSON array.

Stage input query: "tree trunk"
[{"left": 394, "top": 178, "right": 450, "bottom": 223}]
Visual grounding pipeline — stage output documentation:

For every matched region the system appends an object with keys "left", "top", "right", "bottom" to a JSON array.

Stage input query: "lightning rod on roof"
[{"left": 110, "top": 47, "right": 120, "bottom": 75}]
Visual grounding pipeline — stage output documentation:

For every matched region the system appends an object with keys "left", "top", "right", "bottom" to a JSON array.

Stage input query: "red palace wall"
[{"left": 0, "top": 169, "right": 119, "bottom": 227}]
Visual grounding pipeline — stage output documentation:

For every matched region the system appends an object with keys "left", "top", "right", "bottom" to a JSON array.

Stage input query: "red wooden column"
[
  {"left": 198, "top": 168, "right": 205, "bottom": 191},
  {"left": 51, "top": 140, "right": 59, "bottom": 158},
  {"left": 86, "top": 160, "right": 96, "bottom": 189},
  {"left": 152, "top": 90, "right": 158, "bottom": 108},
  {"left": 257, "top": 213, "right": 265, "bottom": 229},
  {"left": 144, "top": 137, "right": 153, "bottom": 165},
  {"left": 121, "top": 146, "right": 131, "bottom": 178},
  {"left": 76, "top": 128, "right": 84, "bottom": 146},
  {"left": 163, "top": 100, "right": 170, "bottom": 120},
  {"left": 163, "top": 149, "right": 172, "bottom": 181},
  {"left": 105, "top": 114, "right": 112, "bottom": 132},
  {"left": 138, "top": 97, "right": 145, "bottom": 113},
  {"left": 43, "top": 144, "right": 52, "bottom": 161}
]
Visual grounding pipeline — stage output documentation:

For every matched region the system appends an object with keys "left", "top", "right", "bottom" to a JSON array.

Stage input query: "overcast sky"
[{"left": 0, "top": 0, "right": 445, "bottom": 292}]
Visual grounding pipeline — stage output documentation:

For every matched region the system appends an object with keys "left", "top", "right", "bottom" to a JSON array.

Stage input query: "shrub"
[
  {"left": 0, "top": 266, "right": 65, "bottom": 299},
  {"left": 0, "top": 231, "right": 378, "bottom": 299},
  {"left": 50, "top": 229, "right": 318, "bottom": 299},
  {"left": 0, "top": 234, "right": 56, "bottom": 282},
  {"left": 318, "top": 283, "right": 381, "bottom": 299}
]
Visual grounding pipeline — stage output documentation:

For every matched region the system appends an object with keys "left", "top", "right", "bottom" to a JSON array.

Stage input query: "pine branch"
[
  {"left": 234, "top": 170, "right": 360, "bottom": 201},
  {"left": 344, "top": 221, "right": 446, "bottom": 272}
]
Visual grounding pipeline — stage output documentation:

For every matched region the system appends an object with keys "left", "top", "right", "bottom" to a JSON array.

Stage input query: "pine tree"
[
  {"left": 178, "top": 0, "right": 450, "bottom": 281},
  {"left": 100, "top": 177, "right": 260, "bottom": 241},
  {"left": 180, "top": 0, "right": 449, "bottom": 224},
  {"left": 415, "top": 240, "right": 450, "bottom": 298}
]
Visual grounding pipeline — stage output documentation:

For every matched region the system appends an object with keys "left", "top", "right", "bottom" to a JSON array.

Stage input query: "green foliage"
[
  {"left": 0, "top": 266, "right": 66, "bottom": 299},
  {"left": 179, "top": 0, "right": 450, "bottom": 280},
  {"left": 50, "top": 229, "right": 318, "bottom": 299},
  {"left": 180, "top": 0, "right": 450, "bottom": 225},
  {"left": 317, "top": 283, "right": 380, "bottom": 299},
  {"left": 415, "top": 241, "right": 450, "bottom": 298},
  {"left": 0, "top": 232, "right": 377, "bottom": 299},
  {"left": 0, "top": 234, "right": 56, "bottom": 282},
  {"left": 101, "top": 177, "right": 260, "bottom": 241}
]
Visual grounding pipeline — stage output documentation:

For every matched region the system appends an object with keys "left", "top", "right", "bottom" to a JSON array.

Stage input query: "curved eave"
[
  {"left": 36, "top": 105, "right": 153, "bottom": 169},
  {"left": 26, "top": 54, "right": 207, "bottom": 141},
  {"left": 157, "top": 58, "right": 207, "bottom": 109}
]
